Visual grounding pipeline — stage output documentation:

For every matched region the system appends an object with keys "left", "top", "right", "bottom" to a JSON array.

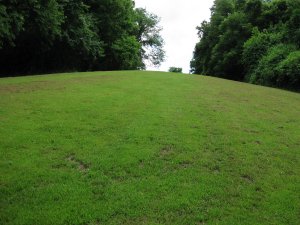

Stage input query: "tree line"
[
  {"left": 0, "top": 0, "right": 165, "bottom": 76},
  {"left": 191, "top": 0, "right": 300, "bottom": 91}
]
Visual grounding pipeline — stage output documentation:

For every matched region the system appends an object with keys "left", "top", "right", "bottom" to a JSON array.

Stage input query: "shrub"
[
  {"left": 276, "top": 51, "right": 300, "bottom": 90},
  {"left": 169, "top": 67, "right": 182, "bottom": 73},
  {"left": 249, "top": 44, "right": 296, "bottom": 87},
  {"left": 242, "top": 29, "right": 282, "bottom": 80}
]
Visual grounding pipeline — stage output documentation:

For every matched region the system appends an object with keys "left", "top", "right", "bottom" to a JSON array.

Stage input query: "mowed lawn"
[{"left": 0, "top": 71, "right": 299, "bottom": 225}]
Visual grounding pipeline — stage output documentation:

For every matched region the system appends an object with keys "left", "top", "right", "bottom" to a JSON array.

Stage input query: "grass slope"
[{"left": 0, "top": 71, "right": 299, "bottom": 225}]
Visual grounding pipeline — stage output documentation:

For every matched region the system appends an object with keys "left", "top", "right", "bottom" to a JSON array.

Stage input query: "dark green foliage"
[
  {"left": 0, "top": 0, "right": 165, "bottom": 76},
  {"left": 189, "top": 21, "right": 212, "bottom": 74},
  {"left": 210, "top": 12, "right": 252, "bottom": 80},
  {"left": 276, "top": 51, "right": 300, "bottom": 90},
  {"left": 51, "top": 0, "right": 104, "bottom": 72},
  {"left": 169, "top": 67, "right": 183, "bottom": 73},
  {"left": 86, "top": 0, "right": 138, "bottom": 70},
  {"left": 111, "top": 36, "right": 142, "bottom": 70},
  {"left": 244, "top": 0, "right": 263, "bottom": 26},
  {"left": 0, "top": 3, "right": 25, "bottom": 48},
  {"left": 286, "top": 6, "right": 300, "bottom": 47},
  {"left": 191, "top": 0, "right": 300, "bottom": 90},
  {"left": 250, "top": 44, "right": 300, "bottom": 90},
  {"left": 249, "top": 44, "right": 296, "bottom": 85},
  {"left": 242, "top": 29, "right": 283, "bottom": 80},
  {"left": 0, "top": 0, "right": 65, "bottom": 75}
]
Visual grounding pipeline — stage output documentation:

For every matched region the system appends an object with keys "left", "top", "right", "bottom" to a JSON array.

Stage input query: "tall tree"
[
  {"left": 191, "top": 0, "right": 300, "bottom": 90},
  {"left": 87, "top": 0, "right": 141, "bottom": 70},
  {"left": 0, "top": 0, "right": 165, "bottom": 76},
  {"left": 135, "top": 8, "right": 165, "bottom": 69},
  {"left": 0, "top": 0, "right": 64, "bottom": 74}
]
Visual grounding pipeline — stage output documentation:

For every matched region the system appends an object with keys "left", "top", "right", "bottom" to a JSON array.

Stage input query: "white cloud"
[{"left": 134, "top": 0, "right": 214, "bottom": 73}]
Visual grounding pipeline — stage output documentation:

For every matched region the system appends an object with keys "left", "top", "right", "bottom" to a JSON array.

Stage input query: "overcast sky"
[{"left": 134, "top": 0, "right": 215, "bottom": 73}]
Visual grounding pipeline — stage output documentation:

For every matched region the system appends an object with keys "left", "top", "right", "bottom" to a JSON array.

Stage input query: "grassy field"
[{"left": 0, "top": 71, "right": 299, "bottom": 225}]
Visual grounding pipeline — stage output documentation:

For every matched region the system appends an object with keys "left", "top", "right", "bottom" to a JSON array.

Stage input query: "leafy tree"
[
  {"left": 0, "top": 0, "right": 165, "bottom": 76},
  {"left": 0, "top": 0, "right": 64, "bottom": 74},
  {"left": 135, "top": 8, "right": 165, "bottom": 69},
  {"left": 191, "top": 0, "right": 300, "bottom": 90},
  {"left": 242, "top": 28, "right": 282, "bottom": 80},
  {"left": 249, "top": 44, "right": 296, "bottom": 86},
  {"left": 111, "top": 36, "right": 142, "bottom": 70},
  {"left": 0, "top": 3, "right": 24, "bottom": 48},
  {"left": 51, "top": 0, "right": 104, "bottom": 72},
  {"left": 87, "top": 0, "right": 139, "bottom": 70},
  {"left": 243, "top": 0, "right": 263, "bottom": 27},
  {"left": 190, "top": 21, "right": 212, "bottom": 74},
  {"left": 286, "top": 2, "right": 300, "bottom": 47},
  {"left": 261, "top": 0, "right": 289, "bottom": 27},
  {"left": 209, "top": 12, "right": 252, "bottom": 80},
  {"left": 276, "top": 51, "right": 300, "bottom": 90},
  {"left": 191, "top": 0, "right": 235, "bottom": 76}
]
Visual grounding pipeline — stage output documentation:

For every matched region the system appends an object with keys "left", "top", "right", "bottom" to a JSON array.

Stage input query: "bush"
[
  {"left": 249, "top": 44, "right": 299, "bottom": 89},
  {"left": 169, "top": 67, "right": 182, "bottom": 73},
  {"left": 276, "top": 51, "right": 300, "bottom": 90},
  {"left": 242, "top": 29, "right": 282, "bottom": 80}
]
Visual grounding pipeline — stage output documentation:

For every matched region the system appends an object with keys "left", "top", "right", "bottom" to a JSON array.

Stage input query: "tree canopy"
[
  {"left": 191, "top": 0, "right": 300, "bottom": 91},
  {"left": 0, "top": 0, "right": 165, "bottom": 76}
]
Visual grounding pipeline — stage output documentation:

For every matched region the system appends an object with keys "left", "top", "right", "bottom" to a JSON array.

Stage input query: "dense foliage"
[
  {"left": 191, "top": 0, "right": 300, "bottom": 90},
  {"left": 169, "top": 67, "right": 183, "bottom": 73},
  {"left": 0, "top": 0, "right": 165, "bottom": 76}
]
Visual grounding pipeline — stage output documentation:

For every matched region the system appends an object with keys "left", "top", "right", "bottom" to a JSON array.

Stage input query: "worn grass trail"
[{"left": 0, "top": 71, "right": 300, "bottom": 225}]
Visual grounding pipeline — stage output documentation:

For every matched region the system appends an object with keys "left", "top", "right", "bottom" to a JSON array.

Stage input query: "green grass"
[{"left": 0, "top": 71, "right": 299, "bottom": 225}]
